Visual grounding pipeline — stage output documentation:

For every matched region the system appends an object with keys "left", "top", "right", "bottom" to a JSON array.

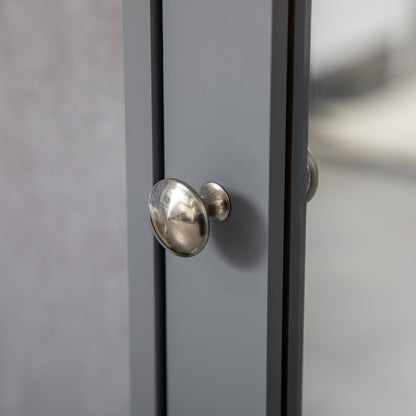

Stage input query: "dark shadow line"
[
  {"left": 281, "top": 0, "right": 295, "bottom": 411},
  {"left": 150, "top": 0, "right": 167, "bottom": 415}
]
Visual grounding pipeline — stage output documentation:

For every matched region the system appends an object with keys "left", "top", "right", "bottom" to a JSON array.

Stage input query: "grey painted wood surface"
[
  {"left": 123, "top": 0, "right": 157, "bottom": 414},
  {"left": 162, "top": 0, "right": 288, "bottom": 414}
]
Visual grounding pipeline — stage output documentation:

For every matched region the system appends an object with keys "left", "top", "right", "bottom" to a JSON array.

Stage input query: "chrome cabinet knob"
[{"left": 148, "top": 179, "right": 231, "bottom": 257}]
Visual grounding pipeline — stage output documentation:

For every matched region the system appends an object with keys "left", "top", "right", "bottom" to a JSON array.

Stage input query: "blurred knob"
[{"left": 307, "top": 148, "right": 318, "bottom": 202}]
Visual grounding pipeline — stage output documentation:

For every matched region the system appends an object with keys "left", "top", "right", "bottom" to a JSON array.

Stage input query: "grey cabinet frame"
[
  {"left": 282, "top": 0, "right": 311, "bottom": 414},
  {"left": 123, "top": 0, "right": 311, "bottom": 414}
]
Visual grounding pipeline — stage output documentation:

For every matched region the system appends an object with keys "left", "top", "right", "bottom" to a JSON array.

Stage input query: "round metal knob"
[{"left": 148, "top": 179, "right": 231, "bottom": 257}]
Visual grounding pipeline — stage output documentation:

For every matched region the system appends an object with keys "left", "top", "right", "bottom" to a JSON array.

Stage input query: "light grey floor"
[
  {"left": 0, "top": 1, "right": 129, "bottom": 415},
  {"left": 304, "top": 159, "right": 416, "bottom": 416}
]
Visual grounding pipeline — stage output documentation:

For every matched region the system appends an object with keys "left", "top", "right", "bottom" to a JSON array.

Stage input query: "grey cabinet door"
[{"left": 123, "top": 0, "right": 311, "bottom": 415}]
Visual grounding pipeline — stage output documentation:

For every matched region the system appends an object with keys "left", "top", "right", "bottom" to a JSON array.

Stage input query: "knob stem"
[{"left": 200, "top": 182, "right": 231, "bottom": 223}]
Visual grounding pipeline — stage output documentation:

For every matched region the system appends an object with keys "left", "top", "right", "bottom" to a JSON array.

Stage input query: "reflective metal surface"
[
  {"left": 199, "top": 181, "right": 231, "bottom": 222},
  {"left": 307, "top": 148, "right": 319, "bottom": 202},
  {"left": 148, "top": 179, "right": 231, "bottom": 257}
]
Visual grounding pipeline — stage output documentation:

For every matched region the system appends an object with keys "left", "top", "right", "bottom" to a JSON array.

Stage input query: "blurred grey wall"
[{"left": 0, "top": 1, "right": 129, "bottom": 415}]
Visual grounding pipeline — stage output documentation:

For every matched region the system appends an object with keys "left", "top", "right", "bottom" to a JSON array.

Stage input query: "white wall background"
[{"left": 0, "top": 1, "right": 129, "bottom": 415}]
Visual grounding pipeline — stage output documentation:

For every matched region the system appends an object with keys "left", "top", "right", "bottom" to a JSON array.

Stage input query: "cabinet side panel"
[{"left": 283, "top": 0, "right": 311, "bottom": 414}]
